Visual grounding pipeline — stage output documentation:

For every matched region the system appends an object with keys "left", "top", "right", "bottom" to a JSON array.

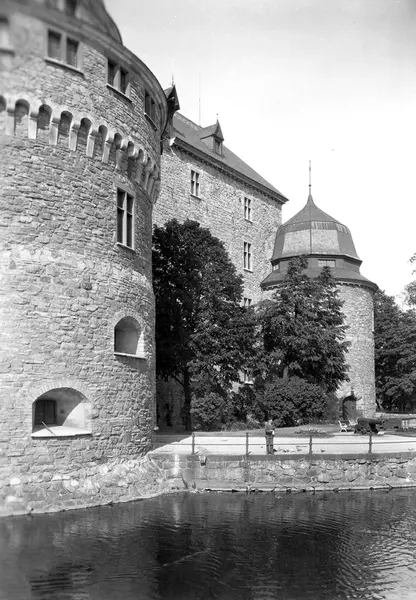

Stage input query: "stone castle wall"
[
  {"left": 155, "top": 144, "right": 283, "bottom": 304},
  {"left": 337, "top": 284, "right": 376, "bottom": 417},
  {"left": 0, "top": 1, "right": 167, "bottom": 491}
]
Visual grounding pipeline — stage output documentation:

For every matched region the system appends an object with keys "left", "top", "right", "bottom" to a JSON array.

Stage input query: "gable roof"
[
  {"left": 171, "top": 113, "right": 288, "bottom": 203},
  {"left": 200, "top": 121, "right": 224, "bottom": 141}
]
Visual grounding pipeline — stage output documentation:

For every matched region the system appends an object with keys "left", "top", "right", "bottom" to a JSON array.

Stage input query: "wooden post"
[
  {"left": 192, "top": 432, "right": 195, "bottom": 455},
  {"left": 246, "top": 432, "right": 249, "bottom": 458},
  {"left": 369, "top": 432, "right": 373, "bottom": 455},
  {"left": 309, "top": 434, "right": 313, "bottom": 455}
]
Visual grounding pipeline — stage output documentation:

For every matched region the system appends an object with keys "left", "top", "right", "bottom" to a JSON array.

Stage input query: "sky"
[{"left": 106, "top": 0, "right": 416, "bottom": 299}]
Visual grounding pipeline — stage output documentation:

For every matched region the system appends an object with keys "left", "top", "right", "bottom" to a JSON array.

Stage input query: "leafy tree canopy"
[
  {"left": 256, "top": 256, "right": 350, "bottom": 393},
  {"left": 153, "top": 219, "right": 255, "bottom": 429},
  {"left": 374, "top": 289, "right": 416, "bottom": 412},
  {"left": 403, "top": 253, "right": 416, "bottom": 308}
]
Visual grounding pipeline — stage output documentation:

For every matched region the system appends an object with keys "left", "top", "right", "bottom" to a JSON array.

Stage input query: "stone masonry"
[
  {"left": 0, "top": 0, "right": 168, "bottom": 498},
  {"left": 155, "top": 115, "right": 288, "bottom": 305}
]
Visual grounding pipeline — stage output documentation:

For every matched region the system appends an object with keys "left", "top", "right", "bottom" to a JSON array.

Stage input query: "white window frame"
[
  {"left": 244, "top": 197, "right": 252, "bottom": 222},
  {"left": 243, "top": 242, "right": 252, "bottom": 271},
  {"left": 318, "top": 259, "right": 335, "bottom": 268},
  {"left": 107, "top": 59, "right": 131, "bottom": 99},
  {"left": 243, "top": 297, "right": 252, "bottom": 308},
  {"left": 116, "top": 188, "right": 135, "bottom": 249},
  {"left": 46, "top": 28, "right": 82, "bottom": 72},
  {"left": 191, "top": 169, "right": 200, "bottom": 197}
]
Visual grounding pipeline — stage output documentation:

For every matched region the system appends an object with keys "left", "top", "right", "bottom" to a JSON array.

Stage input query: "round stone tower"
[
  {"left": 261, "top": 191, "right": 378, "bottom": 418},
  {"left": 0, "top": 0, "right": 168, "bottom": 486}
]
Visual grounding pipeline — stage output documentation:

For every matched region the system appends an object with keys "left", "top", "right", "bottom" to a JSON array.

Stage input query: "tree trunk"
[{"left": 182, "top": 369, "right": 192, "bottom": 431}]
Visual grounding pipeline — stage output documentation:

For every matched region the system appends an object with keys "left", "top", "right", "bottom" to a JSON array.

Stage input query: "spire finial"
[
  {"left": 171, "top": 73, "right": 175, "bottom": 87},
  {"left": 309, "top": 160, "right": 312, "bottom": 194}
]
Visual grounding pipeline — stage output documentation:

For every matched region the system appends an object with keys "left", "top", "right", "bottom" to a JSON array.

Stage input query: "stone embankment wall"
[
  {"left": 151, "top": 452, "right": 416, "bottom": 492},
  {"left": 0, "top": 454, "right": 184, "bottom": 517}
]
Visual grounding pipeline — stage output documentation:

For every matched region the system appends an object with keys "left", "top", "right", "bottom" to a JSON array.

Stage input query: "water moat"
[{"left": 1, "top": 489, "right": 415, "bottom": 600}]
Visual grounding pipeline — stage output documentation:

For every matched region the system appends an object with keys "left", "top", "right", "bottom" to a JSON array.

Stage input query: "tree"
[
  {"left": 403, "top": 253, "right": 416, "bottom": 307},
  {"left": 256, "top": 256, "right": 350, "bottom": 393},
  {"left": 374, "top": 290, "right": 416, "bottom": 412},
  {"left": 261, "top": 376, "right": 330, "bottom": 427},
  {"left": 152, "top": 219, "right": 255, "bottom": 430}
]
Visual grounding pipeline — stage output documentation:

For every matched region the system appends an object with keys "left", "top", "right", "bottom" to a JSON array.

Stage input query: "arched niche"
[
  {"left": 32, "top": 387, "right": 91, "bottom": 437},
  {"left": 114, "top": 317, "right": 145, "bottom": 358}
]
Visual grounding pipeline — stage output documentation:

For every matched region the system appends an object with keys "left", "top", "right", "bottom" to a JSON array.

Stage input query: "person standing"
[{"left": 265, "top": 419, "right": 275, "bottom": 454}]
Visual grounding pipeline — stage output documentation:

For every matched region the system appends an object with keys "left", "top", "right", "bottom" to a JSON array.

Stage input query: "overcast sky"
[{"left": 106, "top": 0, "right": 416, "bottom": 299}]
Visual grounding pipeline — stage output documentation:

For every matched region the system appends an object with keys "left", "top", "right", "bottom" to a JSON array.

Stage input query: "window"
[
  {"left": 0, "top": 17, "right": 12, "bottom": 52},
  {"left": 244, "top": 197, "right": 252, "bottom": 221},
  {"left": 243, "top": 297, "right": 252, "bottom": 308},
  {"left": 145, "top": 91, "right": 157, "bottom": 124},
  {"left": 47, "top": 29, "right": 80, "bottom": 69},
  {"left": 318, "top": 259, "right": 335, "bottom": 268},
  {"left": 242, "top": 369, "right": 253, "bottom": 385},
  {"left": 117, "top": 188, "right": 134, "bottom": 248},
  {"left": 34, "top": 399, "right": 57, "bottom": 426},
  {"left": 244, "top": 242, "right": 252, "bottom": 271},
  {"left": 32, "top": 388, "right": 91, "bottom": 438},
  {"left": 66, "top": 38, "right": 78, "bottom": 67},
  {"left": 107, "top": 59, "right": 130, "bottom": 96},
  {"left": 272, "top": 263, "right": 279, "bottom": 271},
  {"left": 191, "top": 170, "right": 200, "bottom": 197},
  {"left": 65, "top": 0, "right": 77, "bottom": 16},
  {"left": 214, "top": 138, "right": 222, "bottom": 155},
  {"left": 114, "top": 317, "right": 145, "bottom": 357}
]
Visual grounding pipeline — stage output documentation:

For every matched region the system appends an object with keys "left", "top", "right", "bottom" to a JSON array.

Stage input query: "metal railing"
[{"left": 152, "top": 431, "right": 416, "bottom": 457}]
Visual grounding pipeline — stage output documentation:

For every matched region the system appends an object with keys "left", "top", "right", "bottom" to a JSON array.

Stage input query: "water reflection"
[{"left": 0, "top": 490, "right": 416, "bottom": 599}]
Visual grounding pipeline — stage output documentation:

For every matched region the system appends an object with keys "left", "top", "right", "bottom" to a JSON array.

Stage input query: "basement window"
[{"left": 32, "top": 388, "right": 91, "bottom": 438}]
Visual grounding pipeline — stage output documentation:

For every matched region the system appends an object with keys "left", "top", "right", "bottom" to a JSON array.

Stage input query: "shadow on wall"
[{"left": 32, "top": 387, "right": 90, "bottom": 436}]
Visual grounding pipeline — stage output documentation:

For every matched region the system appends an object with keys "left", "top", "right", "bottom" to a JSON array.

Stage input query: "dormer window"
[{"left": 214, "top": 138, "right": 222, "bottom": 155}]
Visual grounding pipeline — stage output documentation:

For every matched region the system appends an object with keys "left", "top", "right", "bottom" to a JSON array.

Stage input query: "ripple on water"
[{"left": 1, "top": 489, "right": 416, "bottom": 600}]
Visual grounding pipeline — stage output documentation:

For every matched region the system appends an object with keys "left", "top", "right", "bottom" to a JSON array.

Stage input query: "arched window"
[
  {"left": 14, "top": 100, "right": 29, "bottom": 137},
  {"left": 57, "top": 111, "right": 72, "bottom": 147},
  {"left": 36, "top": 104, "right": 52, "bottom": 143},
  {"left": 114, "top": 317, "right": 145, "bottom": 357},
  {"left": 32, "top": 388, "right": 90, "bottom": 437}
]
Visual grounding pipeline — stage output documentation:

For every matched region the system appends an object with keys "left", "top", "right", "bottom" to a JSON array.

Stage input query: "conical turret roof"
[
  {"left": 272, "top": 194, "right": 359, "bottom": 262},
  {"left": 261, "top": 192, "right": 377, "bottom": 291}
]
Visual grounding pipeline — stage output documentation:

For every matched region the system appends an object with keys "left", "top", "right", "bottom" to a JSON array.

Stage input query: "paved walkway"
[{"left": 151, "top": 432, "right": 416, "bottom": 456}]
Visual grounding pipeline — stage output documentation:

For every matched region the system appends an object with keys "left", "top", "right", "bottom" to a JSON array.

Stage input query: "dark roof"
[
  {"left": 271, "top": 194, "right": 359, "bottom": 261},
  {"left": 172, "top": 113, "right": 288, "bottom": 202},
  {"left": 261, "top": 266, "right": 378, "bottom": 291}
]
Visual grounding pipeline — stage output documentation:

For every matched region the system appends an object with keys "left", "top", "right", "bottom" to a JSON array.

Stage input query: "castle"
[
  {"left": 0, "top": 0, "right": 376, "bottom": 511},
  {"left": 0, "top": 0, "right": 168, "bottom": 489}
]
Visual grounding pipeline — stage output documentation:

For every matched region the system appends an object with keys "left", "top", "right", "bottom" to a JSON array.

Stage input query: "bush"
[
  {"left": 190, "top": 391, "right": 230, "bottom": 431},
  {"left": 354, "top": 419, "right": 371, "bottom": 435},
  {"left": 261, "top": 376, "right": 330, "bottom": 428}
]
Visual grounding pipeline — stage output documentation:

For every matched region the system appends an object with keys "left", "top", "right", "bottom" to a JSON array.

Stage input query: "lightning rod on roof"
[
  {"left": 309, "top": 160, "right": 312, "bottom": 195},
  {"left": 198, "top": 72, "right": 202, "bottom": 126}
]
